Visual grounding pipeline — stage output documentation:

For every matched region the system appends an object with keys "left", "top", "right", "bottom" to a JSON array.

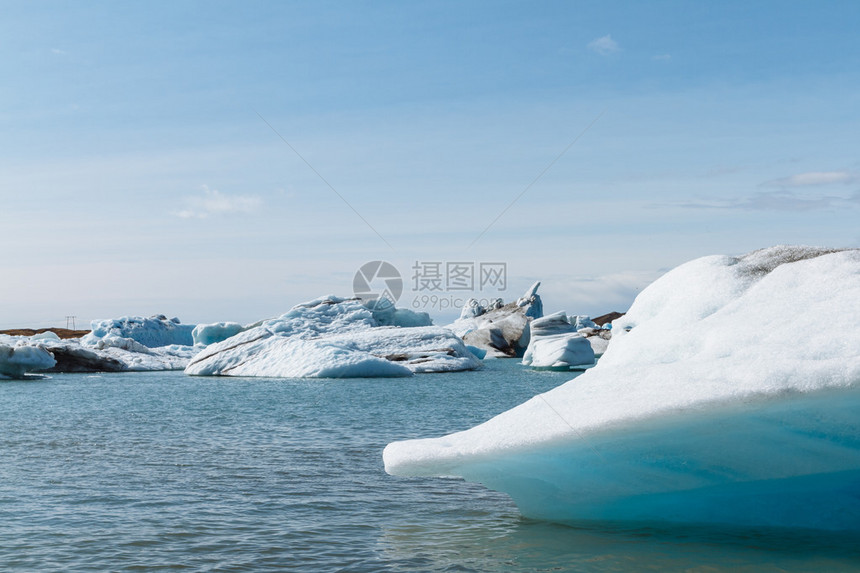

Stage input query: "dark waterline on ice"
[{"left": 1, "top": 360, "right": 858, "bottom": 571}]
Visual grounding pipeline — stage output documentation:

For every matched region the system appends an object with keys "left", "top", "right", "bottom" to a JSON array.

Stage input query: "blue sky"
[{"left": 1, "top": 1, "right": 859, "bottom": 328}]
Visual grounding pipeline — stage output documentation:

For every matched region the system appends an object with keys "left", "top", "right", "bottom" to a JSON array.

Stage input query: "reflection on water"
[{"left": 381, "top": 510, "right": 860, "bottom": 572}]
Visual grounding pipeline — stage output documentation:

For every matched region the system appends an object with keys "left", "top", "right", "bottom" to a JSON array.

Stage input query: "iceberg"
[
  {"left": 449, "top": 283, "right": 543, "bottom": 358},
  {"left": 384, "top": 246, "right": 860, "bottom": 531},
  {"left": 521, "top": 311, "right": 595, "bottom": 369},
  {"left": 3, "top": 316, "right": 199, "bottom": 374},
  {"left": 459, "top": 298, "right": 485, "bottom": 320},
  {"left": 84, "top": 315, "right": 195, "bottom": 348},
  {"left": 185, "top": 295, "right": 480, "bottom": 378},
  {"left": 569, "top": 315, "right": 598, "bottom": 330},
  {"left": 577, "top": 327, "right": 611, "bottom": 357},
  {"left": 30, "top": 336, "right": 195, "bottom": 372},
  {"left": 192, "top": 322, "right": 246, "bottom": 346},
  {"left": 0, "top": 344, "right": 57, "bottom": 378}
]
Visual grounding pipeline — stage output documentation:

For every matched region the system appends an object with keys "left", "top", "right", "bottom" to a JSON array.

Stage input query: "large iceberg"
[
  {"left": 185, "top": 295, "right": 480, "bottom": 378},
  {"left": 384, "top": 246, "right": 860, "bottom": 531}
]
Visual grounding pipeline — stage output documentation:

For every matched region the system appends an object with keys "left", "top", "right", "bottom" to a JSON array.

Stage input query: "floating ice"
[
  {"left": 372, "top": 306, "right": 433, "bottom": 328},
  {"left": 516, "top": 281, "right": 543, "bottom": 319},
  {"left": 185, "top": 296, "right": 480, "bottom": 378},
  {"left": 384, "top": 246, "right": 860, "bottom": 530},
  {"left": 31, "top": 331, "right": 61, "bottom": 341},
  {"left": 192, "top": 322, "right": 245, "bottom": 346},
  {"left": 459, "top": 298, "right": 485, "bottom": 320},
  {"left": 570, "top": 315, "right": 598, "bottom": 330},
  {"left": 0, "top": 344, "right": 56, "bottom": 378},
  {"left": 29, "top": 337, "right": 195, "bottom": 372},
  {"left": 521, "top": 311, "right": 595, "bottom": 369},
  {"left": 449, "top": 283, "right": 542, "bottom": 358},
  {"left": 84, "top": 315, "right": 195, "bottom": 348}
]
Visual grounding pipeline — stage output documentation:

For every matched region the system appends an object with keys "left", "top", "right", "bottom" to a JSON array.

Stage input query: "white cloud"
[
  {"left": 51, "top": 48, "right": 67, "bottom": 55},
  {"left": 762, "top": 171, "right": 858, "bottom": 188},
  {"left": 653, "top": 53, "right": 672, "bottom": 61},
  {"left": 173, "top": 185, "right": 262, "bottom": 219},
  {"left": 541, "top": 270, "right": 663, "bottom": 316},
  {"left": 587, "top": 34, "right": 620, "bottom": 56}
]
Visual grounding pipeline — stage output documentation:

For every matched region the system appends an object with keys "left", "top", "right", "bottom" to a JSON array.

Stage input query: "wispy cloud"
[
  {"left": 761, "top": 170, "right": 858, "bottom": 188},
  {"left": 51, "top": 48, "right": 67, "bottom": 55},
  {"left": 652, "top": 53, "right": 671, "bottom": 61},
  {"left": 543, "top": 270, "right": 662, "bottom": 314},
  {"left": 676, "top": 190, "right": 860, "bottom": 211},
  {"left": 587, "top": 34, "right": 620, "bottom": 56},
  {"left": 173, "top": 185, "right": 262, "bottom": 219}
]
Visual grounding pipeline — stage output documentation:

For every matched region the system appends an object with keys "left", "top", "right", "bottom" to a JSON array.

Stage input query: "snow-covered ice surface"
[
  {"left": 1, "top": 319, "right": 198, "bottom": 373},
  {"left": 32, "top": 337, "right": 195, "bottom": 372},
  {"left": 84, "top": 315, "right": 195, "bottom": 348},
  {"left": 384, "top": 246, "right": 860, "bottom": 531},
  {"left": 185, "top": 295, "right": 480, "bottom": 378},
  {"left": 521, "top": 311, "right": 595, "bottom": 369},
  {"left": 192, "top": 322, "right": 246, "bottom": 346}
]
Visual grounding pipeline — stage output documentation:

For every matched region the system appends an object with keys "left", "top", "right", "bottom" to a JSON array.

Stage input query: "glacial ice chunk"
[
  {"left": 516, "top": 281, "right": 543, "bottom": 319},
  {"left": 31, "top": 331, "right": 61, "bottom": 341},
  {"left": 372, "top": 307, "right": 433, "bottom": 328},
  {"left": 192, "top": 322, "right": 245, "bottom": 346},
  {"left": 570, "top": 315, "right": 598, "bottom": 331},
  {"left": 0, "top": 344, "right": 56, "bottom": 378},
  {"left": 84, "top": 315, "right": 195, "bottom": 348},
  {"left": 459, "top": 298, "right": 485, "bottom": 320},
  {"left": 521, "top": 311, "right": 595, "bottom": 369},
  {"left": 384, "top": 246, "right": 860, "bottom": 530},
  {"left": 185, "top": 296, "right": 480, "bottom": 378},
  {"left": 449, "top": 283, "right": 543, "bottom": 357}
]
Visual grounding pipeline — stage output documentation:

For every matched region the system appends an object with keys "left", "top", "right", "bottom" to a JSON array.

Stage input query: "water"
[{"left": 1, "top": 360, "right": 859, "bottom": 572}]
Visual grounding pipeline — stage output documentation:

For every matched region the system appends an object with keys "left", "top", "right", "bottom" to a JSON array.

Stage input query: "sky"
[{"left": 1, "top": 0, "right": 859, "bottom": 328}]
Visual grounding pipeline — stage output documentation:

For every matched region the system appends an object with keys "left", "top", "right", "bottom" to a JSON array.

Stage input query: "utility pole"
[{"left": 66, "top": 315, "right": 77, "bottom": 330}]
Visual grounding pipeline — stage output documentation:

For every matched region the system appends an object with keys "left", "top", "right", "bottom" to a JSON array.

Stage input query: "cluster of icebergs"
[
  {"left": 0, "top": 315, "right": 201, "bottom": 377},
  {"left": 4, "top": 281, "right": 608, "bottom": 379},
  {"left": 4, "top": 245, "right": 858, "bottom": 531}
]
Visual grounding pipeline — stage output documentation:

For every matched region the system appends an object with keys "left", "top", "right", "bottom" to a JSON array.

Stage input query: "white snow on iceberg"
[
  {"left": 521, "top": 311, "right": 595, "bottom": 369},
  {"left": 384, "top": 246, "right": 860, "bottom": 530},
  {"left": 30, "top": 336, "right": 196, "bottom": 372},
  {"left": 192, "top": 322, "right": 246, "bottom": 346},
  {"left": 185, "top": 295, "right": 480, "bottom": 378},
  {"left": 84, "top": 315, "right": 195, "bottom": 348}
]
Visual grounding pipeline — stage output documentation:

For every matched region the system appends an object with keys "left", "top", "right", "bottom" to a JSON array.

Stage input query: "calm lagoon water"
[{"left": 1, "top": 359, "right": 859, "bottom": 571}]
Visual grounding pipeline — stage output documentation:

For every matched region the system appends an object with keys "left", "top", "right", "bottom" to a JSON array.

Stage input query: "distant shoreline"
[{"left": 0, "top": 328, "right": 90, "bottom": 339}]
